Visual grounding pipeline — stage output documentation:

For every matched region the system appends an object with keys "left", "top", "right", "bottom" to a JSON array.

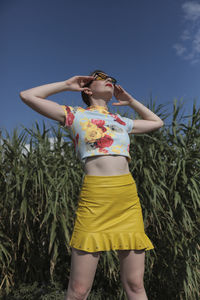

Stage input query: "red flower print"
[
  {"left": 100, "top": 126, "right": 107, "bottom": 132},
  {"left": 66, "top": 113, "right": 74, "bottom": 126},
  {"left": 115, "top": 116, "right": 126, "bottom": 126},
  {"left": 73, "top": 133, "right": 79, "bottom": 149},
  {"left": 72, "top": 138, "right": 76, "bottom": 149},
  {"left": 76, "top": 133, "right": 79, "bottom": 144},
  {"left": 65, "top": 106, "right": 74, "bottom": 126},
  {"left": 91, "top": 119, "right": 107, "bottom": 132},
  {"left": 91, "top": 119, "right": 105, "bottom": 127},
  {"left": 108, "top": 113, "right": 126, "bottom": 126},
  {"left": 99, "top": 148, "right": 108, "bottom": 153},
  {"left": 109, "top": 113, "right": 116, "bottom": 118},
  {"left": 127, "top": 144, "right": 130, "bottom": 152},
  {"left": 65, "top": 106, "right": 71, "bottom": 113},
  {"left": 96, "top": 135, "right": 113, "bottom": 148}
]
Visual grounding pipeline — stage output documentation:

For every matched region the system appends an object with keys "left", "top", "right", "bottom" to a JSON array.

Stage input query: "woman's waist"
[
  {"left": 81, "top": 172, "right": 135, "bottom": 187},
  {"left": 83, "top": 155, "right": 130, "bottom": 176}
]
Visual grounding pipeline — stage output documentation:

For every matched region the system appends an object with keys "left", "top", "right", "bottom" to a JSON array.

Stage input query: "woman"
[{"left": 20, "top": 70, "right": 164, "bottom": 300}]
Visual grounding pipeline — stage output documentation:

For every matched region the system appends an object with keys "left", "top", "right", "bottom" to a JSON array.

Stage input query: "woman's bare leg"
[
  {"left": 65, "top": 248, "right": 101, "bottom": 300},
  {"left": 117, "top": 249, "right": 148, "bottom": 300}
]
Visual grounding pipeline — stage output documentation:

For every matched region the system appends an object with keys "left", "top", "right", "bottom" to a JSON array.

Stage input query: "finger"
[
  {"left": 114, "top": 84, "right": 120, "bottom": 90},
  {"left": 119, "top": 85, "right": 125, "bottom": 92},
  {"left": 78, "top": 76, "right": 94, "bottom": 80},
  {"left": 79, "top": 87, "right": 85, "bottom": 91},
  {"left": 80, "top": 87, "right": 92, "bottom": 93},
  {"left": 84, "top": 78, "right": 94, "bottom": 84},
  {"left": 112, "top": 102, "right": 122, "bottom": 106},
  {"left": 114, "top": 86, "right": 120, "bottom": 95},
  {"left": 79, "top": 87, "right": 87, "bottom": 92},
  {"left": 80, "top": 78, "right": 94, "bottom": 87}
]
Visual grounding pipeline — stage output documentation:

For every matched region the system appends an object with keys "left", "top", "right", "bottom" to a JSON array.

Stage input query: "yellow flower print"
[
  {"left": 80, "top": 120, "right": 105, "bottom": 143},
  {"left": 110, "top": 145, "right": 123, "bottom": 154},
  {"left": 85, "top": 127, "right": 104, "bottom": 143},
  {"left": 77, "top": 107, "right": 85, "bottom": 113}
]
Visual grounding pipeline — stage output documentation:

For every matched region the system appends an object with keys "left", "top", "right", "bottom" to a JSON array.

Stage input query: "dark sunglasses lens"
[
  {"left": 94, "top": 72, "right": 117, "bottom": 84},
  {"left": 98, "top": 73, "right": 107, "bottom": 79},
  {"left": 112, "top": 78, "right": 117, "bottom": 84},
  {"left": 110, "top": 77, "right": 117, "bottom": 84}
]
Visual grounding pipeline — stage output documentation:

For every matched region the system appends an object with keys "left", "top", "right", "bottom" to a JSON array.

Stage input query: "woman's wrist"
[
  {"left": 128, "top": 97, "right": 137, "bottom": 105},
  {"left": 128, "top": 98, "right": 163, "bottom": 122},
  {"left": 63, "top": 79, "right": 72, "bottom": 91}
]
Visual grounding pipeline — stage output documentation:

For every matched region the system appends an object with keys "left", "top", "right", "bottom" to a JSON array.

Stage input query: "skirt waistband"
[{"left": 82, "top": 172, "right": 134, "bottom": 186}]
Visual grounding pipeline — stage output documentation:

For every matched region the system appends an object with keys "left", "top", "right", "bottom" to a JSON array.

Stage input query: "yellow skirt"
[{"left": 69, "top": 172, "right": 154, "bottom": 253}]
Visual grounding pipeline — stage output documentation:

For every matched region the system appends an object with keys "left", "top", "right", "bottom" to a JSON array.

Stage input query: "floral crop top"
[{"left": 60, "top": 105, "right": 134, "bottom": 164}]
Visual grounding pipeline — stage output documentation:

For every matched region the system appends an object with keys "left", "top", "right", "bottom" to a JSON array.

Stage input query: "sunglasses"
[{"left": 93, "top": 72, "right": 117, "bottom": 85}]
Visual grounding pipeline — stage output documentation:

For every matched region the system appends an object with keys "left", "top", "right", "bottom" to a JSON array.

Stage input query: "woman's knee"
[
  {"left": 67, "top": 279, "right": 91, "bottom": 299},
  {"left": 118, "top": 249, "right": 145, "bottom": 294},
  {"left": 123, "top": 275, "right": 145, "bottom": 293},
  {"left": 66, "top": 248, "right": 101, "bottom": 299}
]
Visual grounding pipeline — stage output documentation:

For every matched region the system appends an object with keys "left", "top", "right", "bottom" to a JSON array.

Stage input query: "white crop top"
[{"left": 60, "top": 104, "right": 134, "bottom": 164}]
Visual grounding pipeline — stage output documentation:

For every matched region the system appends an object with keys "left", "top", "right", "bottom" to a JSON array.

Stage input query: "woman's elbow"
[
  {"left": 19, "top": 91, "right": 30, "bottom": 102},
  {"left": 19, "top": 91, "right": 25, "bottom": 99}
]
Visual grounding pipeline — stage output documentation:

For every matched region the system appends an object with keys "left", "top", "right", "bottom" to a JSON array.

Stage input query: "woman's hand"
[
  {"left": 113, "top": 85, "right": 133, "bottom": 106},
  {"left": 65, "top": 76, "right": 94, "bottom": 92}
]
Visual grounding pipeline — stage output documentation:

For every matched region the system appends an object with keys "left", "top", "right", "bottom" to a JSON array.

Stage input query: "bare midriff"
[{"left": 83, "top": 155, "right": 130, "bottom": 176}]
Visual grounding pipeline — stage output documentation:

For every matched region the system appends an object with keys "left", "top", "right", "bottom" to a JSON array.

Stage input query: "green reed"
[{"left": 0, "top": 99, "right": 199, "bottom": 299}]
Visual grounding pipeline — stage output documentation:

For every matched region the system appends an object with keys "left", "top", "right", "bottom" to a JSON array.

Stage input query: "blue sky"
[{"left": 1, "top": 0, "right": 200, "bottom": 136}]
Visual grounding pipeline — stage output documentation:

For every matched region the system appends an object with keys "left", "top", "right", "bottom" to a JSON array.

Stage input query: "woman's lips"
[{"left": 105, "top": 83, "right": 113, "bottom": 87}]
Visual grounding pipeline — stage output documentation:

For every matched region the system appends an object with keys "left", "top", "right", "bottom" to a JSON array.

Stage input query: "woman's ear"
[{"left": 83, "top": 87, "right": 92, "bottom": 96}]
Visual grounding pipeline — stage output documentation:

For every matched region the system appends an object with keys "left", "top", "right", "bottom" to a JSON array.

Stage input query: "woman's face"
[{"left": 88, "top": 73, "right": 115, "bottom": 100}]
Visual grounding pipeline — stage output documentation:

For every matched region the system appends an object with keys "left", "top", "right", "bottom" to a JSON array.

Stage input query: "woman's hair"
[{"left": 81, "top": 69, "right": 106, "bottom": 107}]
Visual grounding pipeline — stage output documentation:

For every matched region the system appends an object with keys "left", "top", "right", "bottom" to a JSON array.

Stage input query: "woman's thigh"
[
  {"left": 68, "top": 248, "right": 101, "bottom": 289},
  {"left": 117, "top": 249, "right": 145, "bottom": 284}
]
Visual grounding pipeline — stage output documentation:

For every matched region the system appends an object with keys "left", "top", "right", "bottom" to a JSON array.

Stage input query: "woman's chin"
[
  {"left": 103, "top": 91, "right": 113, "bottom": 100},
  {"left": 92, "top": 90, "right": 113, "bottom": 101}
]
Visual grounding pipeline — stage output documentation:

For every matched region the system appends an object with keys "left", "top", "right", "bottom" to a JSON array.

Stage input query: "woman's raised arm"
[
  {"left": 20, "top": 81, "right": 68, "bottom": 124},
  {"left": 19, "top": 76, "right": 94, "bottom": 124}
]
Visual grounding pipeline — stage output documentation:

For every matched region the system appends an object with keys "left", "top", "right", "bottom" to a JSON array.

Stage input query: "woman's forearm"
[
  {"left": 20, "top": 81, "right": 68, "bottom": 99},
  {"left": 128, "top": 97, "right": 163, "bottom": 123}
]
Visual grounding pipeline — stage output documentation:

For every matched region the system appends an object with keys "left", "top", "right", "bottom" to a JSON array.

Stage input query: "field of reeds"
[{"left": 0, "top": 99, "right": 199, "bottom": 300}]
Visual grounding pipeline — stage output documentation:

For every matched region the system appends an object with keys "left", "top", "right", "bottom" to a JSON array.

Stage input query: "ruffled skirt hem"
[{"left": 69, "top": 230, "right": 154, "bottom": 253}]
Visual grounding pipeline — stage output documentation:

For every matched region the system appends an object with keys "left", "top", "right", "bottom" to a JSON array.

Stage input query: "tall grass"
[{"left": 0, "top": 99, "right": 199, "bottom": 299}]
